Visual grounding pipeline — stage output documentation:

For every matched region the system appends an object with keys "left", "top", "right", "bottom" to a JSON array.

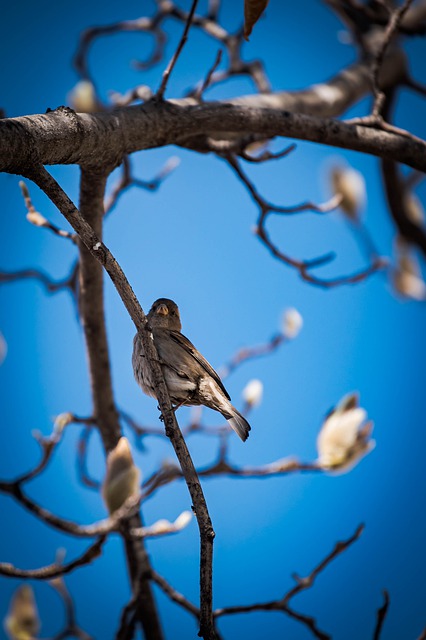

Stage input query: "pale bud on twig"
[
  {"left": 242, "top": 379, "right": 263, "bottom": 407},
  {"left": 145, "top": 510, "right": 192, "bottom": 536},
  {"left": 0, "top": 331, "right": 7, "bottom": 365},
  {"left": 316, "top": 392, "right": 375, "bottom": 473},
  {"left": 53, "top": 412, "right": 74, "bottom": 436},
  {"left": 68, "top": 80, "right": 98, "bottom": 113},
  {"left": 102, "top": 437, "right": 141, "bottom": 514},
  {"left": 5, "top": 585, "right": 40, "bottom": 640},
  {"left": 393, "top": 238, "right": 426, "bottom": 301},
  {"left": 281, "top": 307, "right": 303, "bottom": 339},
  {"left": 331, "top": 165, "right": 366, "bottom": 221},
  {"left": 26, "top": 211, "right": 48, "bottom": 228},
  {"left": 404, "top": 193, "right": 425, "bottom": 225}
]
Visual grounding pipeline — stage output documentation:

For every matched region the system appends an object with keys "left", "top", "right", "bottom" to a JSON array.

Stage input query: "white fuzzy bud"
[
  {"left": 404, "top": 193, "right": 425, "bottom": 225},
  {"left": 147, "top": 510, "right": 192, "bottom": 536},
  {"left": 393, "top": 239, "right": 426, "bottom": 301},
  {"left": 331, "top": 165, "right": 366, "bottom": 221},
  {"left": 242, "top": 379, "right": 263, "bottom": 407},
  {"left": 102, "top": 437, "right": 141, "bottom": 514},
  {"left": 281, "top": 307, "right": 303, "bottom": 339},
  {"left": 317, "top": 392, "right": 375, "bottom": 473},
  {"left": 26, "top": 211, "right": 48, "bottom": 227},
  {"left": 68, "top": 80, "right": 98, "bottom": 113},
  {"left": 5, "top": 585, "right": 40, "bottom": 640}
]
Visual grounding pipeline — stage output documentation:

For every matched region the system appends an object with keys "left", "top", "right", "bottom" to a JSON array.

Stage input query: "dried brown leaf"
[{"left": 244, "top": 0, "right": 269, "bottom": 40}]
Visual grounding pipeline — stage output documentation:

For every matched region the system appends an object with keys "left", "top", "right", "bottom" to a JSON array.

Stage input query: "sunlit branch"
[{"left": 142, "top": 455, "right": 321, "bottom": 500}]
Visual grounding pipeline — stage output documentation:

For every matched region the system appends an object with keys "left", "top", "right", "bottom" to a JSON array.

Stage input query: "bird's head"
[{"left": 148, "top": 298, "right": 182, "bottom": 331}]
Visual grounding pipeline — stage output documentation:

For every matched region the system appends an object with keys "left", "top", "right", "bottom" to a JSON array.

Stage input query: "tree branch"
[
  {"left": 77, "top": 166, "right": 163, "bottom": 639},
  {"left": 25, "top": 164, "right": 217, "bottom": 640},
  {"left": 0, "top": 537, "right": 106, "bottom": 580},
  {"left": 2, "top": 100, "right": 426, "bottom": 175}
]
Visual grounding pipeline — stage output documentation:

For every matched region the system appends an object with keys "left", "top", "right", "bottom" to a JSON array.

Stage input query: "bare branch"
[
  {"left": 19, "top": 180, "right": 77, "bottom": 243},
  {"left": 213, "top": 525, "right": 364, "bottom": 638},
  {"left": 150, "top": 570, "right": 200, "bottom": 618},
  {"left": 370, "top": 0, "right": 414, "bottom": 119},
  {"left": 225, "top": 154, "right": 386, "bottom": 287},
  {"left": 373, "top": 590, "right": 390, "bottom": 640},
  {"left": 0, "top": 267, "right": 77, "bottom": 295},
  {"left": 104, "top": 155, "right": 180, "bottom": 216},
  {"left": 50, "top": 576, "right": 93, "bottom": 640},
  {"left": 0, "top": 537, "right": 106, "bottom": 579},
  {"left": 157, "top": 0, "right": 199, "bottom": 100}
]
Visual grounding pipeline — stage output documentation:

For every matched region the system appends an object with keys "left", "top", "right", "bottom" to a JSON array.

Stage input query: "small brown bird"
[{"left": 132, "top": 298, "right": 251, "bottom": 442}]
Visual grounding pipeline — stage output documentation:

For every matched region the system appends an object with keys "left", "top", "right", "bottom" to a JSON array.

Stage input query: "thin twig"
[
  {"left": 150, "top": 570, "right": 200, "bottom": 618},
  {"left": 370, "top": 0, "right": 414, "bottom": 118},
  {"left": 157, "top": 0, "right": 199, "bottom": 99},
  {"left": 0, "top": 537, "right": 106, "bottom": 579},
  {"left": 213, "top": 524, "right": 364, "bottom": 639},
  {"left": 193, "top": 49, "right": 223, "bottom": 102},
  {"left": 373, "top": 590, "right": 390, "bottom": 640},
  {"left": 19, "top": 181, "right": 77, "bottom": 243}
]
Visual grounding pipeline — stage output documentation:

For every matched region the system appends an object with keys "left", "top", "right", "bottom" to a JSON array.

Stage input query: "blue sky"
[{"left": 1, "top": 1, "right": 426, "bottom": 639}]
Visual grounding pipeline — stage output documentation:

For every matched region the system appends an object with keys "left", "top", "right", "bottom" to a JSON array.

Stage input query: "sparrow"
[{"left": 132, "top": 298, "right": 251, "bottom": 442}]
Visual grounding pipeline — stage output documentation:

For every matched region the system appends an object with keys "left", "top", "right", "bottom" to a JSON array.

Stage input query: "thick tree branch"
[
  {"left": 2, "top": 99, "right": 426, "bottom": 175},
  {"left": 77, "top": 167, "right": 163, "bottom": 639}
]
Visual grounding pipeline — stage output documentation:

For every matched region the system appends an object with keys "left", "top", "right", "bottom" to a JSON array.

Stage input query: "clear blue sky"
[{"left": 1, "top": 1, "right": 426, "bottom": 639}]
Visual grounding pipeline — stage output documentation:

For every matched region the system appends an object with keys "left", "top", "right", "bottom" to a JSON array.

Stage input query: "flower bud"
[
  {"left": 5, "top": 585, "right": 40, "bottom": 640},
  {"left": 242, "top": 379, "right": 263, "bottom": 407},
  {"left": 404, "top": 193, "right": 425, "bottom": 225},
  {"left": 281, "top": 307, "right": 303, "bottom": 339},
  {"left": 102, "top": 437, "right": 141, "bottom": 514},
  {"left": 317, "top": 392, "right": 374, "bottom": 473},
  {"left": 26, "top": 211, "right": 48, "bottom": 227},
  {"left": 393, "top": 238, "right": 426, "bottom": 300},
  {"left": 331, "top": 165, "right": 366, "bottom": 221},
  {"left": 68, "top": 80, "right": 98, "bottom": 113}
]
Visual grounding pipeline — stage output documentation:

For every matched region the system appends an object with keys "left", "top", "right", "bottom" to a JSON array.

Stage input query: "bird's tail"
[{"left": 224, "top": 406, "right": 251, "bottom": 442}]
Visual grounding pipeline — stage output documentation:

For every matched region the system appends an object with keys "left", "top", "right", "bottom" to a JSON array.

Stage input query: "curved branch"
[
  {"left": 2, "top": 100, "right": 426, "bottom": 175},
  {"left": 0, "top": 537, "right": 106, "bottom": 580}
]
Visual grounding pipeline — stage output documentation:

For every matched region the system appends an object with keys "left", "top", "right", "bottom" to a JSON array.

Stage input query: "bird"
[{"left": 132, "top": 298, "right": 251, "bottom": 442}]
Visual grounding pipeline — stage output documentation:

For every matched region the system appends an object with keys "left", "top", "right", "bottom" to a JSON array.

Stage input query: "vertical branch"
[
  {"left": 77, "top": 168, "right": 164, "bottom": 640},
  {"left": 78, "top": 168, "right": 121, "bottom": 451}
]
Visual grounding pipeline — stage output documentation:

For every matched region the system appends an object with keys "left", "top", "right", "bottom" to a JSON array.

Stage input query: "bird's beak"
[{"left": 156, "top": 304, "right": 169, "bottom": 316}]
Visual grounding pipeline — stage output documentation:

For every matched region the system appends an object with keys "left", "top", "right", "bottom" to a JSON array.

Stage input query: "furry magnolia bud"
[
  {"left": 393, "top": 238, "right": 426, "bottom": 301},
  {"left": 68, "top": 80, "right": 98, "bottom": 113},
  {"left": 242, "top": 379, "right": 263, "bottom": 407},
  {"left": 281, "top": 307, "right": 303, "bottom": 339},
  {"left": 102, "top": 437, "right": 141, "bottom": 514},
  {"left": 331, "top": 165, "right": 366, "bottom": 221},
  {"left": 5, "top": 585, "right": 40, "bottom": 640},
  {"left": 316, "top": 392, "right": 375, "bottom": 473}
]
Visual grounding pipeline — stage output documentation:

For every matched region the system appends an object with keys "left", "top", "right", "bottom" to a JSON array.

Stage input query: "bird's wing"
[{"left": 168, "top": 330, "right": 231, "bottom": 401}]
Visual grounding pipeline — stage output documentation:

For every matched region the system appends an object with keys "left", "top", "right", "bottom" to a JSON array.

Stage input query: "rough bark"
[{"left": 78, "top": 168, "right": 164, "bottom": 640}]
